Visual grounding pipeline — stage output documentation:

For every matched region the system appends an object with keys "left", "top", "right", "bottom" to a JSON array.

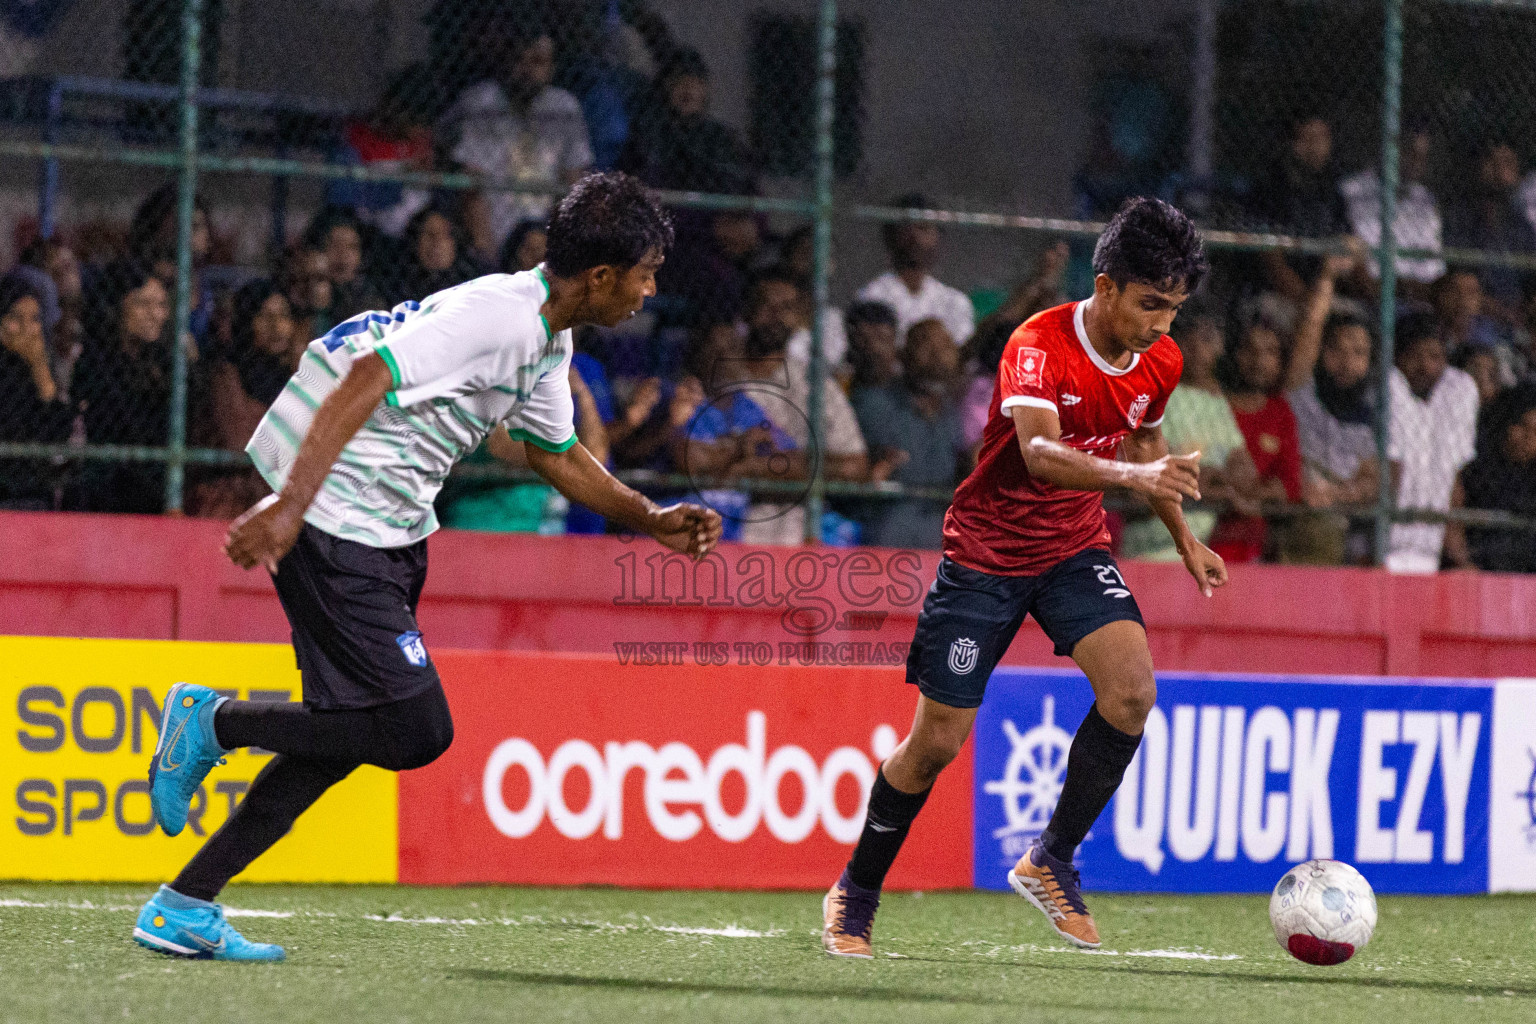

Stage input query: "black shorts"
[
  {"left": 271, "top": 523, "right": 441, "bottom": 711},
  {"left": 906, "top": 548, "right": 1145, "bottom": 709}
]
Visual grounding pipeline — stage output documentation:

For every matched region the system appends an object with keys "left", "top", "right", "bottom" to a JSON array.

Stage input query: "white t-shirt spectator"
[
  {"left": 1518, "top": 171, "right": 1536, "bottom": 236},
  {"left": 1288, "top": 382, "right": 1377, "bottom": 484},
  {"left": 444, "top": 81, "right": 594, "bottom": 246},
  {"left": 855, "top": 272, "right": 975, "bottom": 346},
  {"left": 1385, "top": 364, "right": 1478, "bottom": 573},
  {"left": 1339, "top": 170, "right": 1446, "bottom": 284},
  {"left": 786, "top": 307, "right": 848, "bottom": 368}
]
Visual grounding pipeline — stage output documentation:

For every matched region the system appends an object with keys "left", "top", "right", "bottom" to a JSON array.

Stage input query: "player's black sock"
[
  {"left": 845, "top": 767, "right": 931, "bottom": 891},
  {"left": 211, "top": 684, "right": 453, "bottom": 771},
  {"left": 1040, "top": 703, "right": 1142, "bottom": 863},
  {"left": 172, "top": 754, "right": 357, "bottom": 901}
]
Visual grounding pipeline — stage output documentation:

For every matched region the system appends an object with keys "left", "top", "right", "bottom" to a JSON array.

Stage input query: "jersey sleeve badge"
[{"left": 1016, "top": 347, "right": 1048, "bottom": 389}]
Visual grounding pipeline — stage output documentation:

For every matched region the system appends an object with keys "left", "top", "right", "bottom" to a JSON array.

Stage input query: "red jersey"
[
  {"left": 1232, "top": 395, "right": 1303, "bottom": 502},
  {"left": 943, "top": 300, "right": 1183, "bottom": 575},
  {"left": 1214, "top": 394, "right": 1304, "bottom": 563},
  {"left": 343, "top": 121, "right": 432, "bottom": 166}
]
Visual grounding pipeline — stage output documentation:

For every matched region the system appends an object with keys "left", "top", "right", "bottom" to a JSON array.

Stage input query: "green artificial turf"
[{"left": 2, "top": 884, "right": 1533, "bottom": 1023}]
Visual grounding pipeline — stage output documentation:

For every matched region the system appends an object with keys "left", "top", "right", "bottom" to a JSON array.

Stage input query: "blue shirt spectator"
[
  {"left": 849, "top": 318, "right": 967, "bottom": 549},
  {"left": 565, "top": 349, "right": 618, "bottom": 535},
  {"left": 675, "top": 386, "right": 795, "bottom": 543}
]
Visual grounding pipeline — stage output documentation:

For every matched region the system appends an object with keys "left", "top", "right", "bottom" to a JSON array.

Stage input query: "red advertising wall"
[
  {"left": 5, "top": 510, "right": 1536, "bottom": 678},
  {"left": 398, "top": 651, "right": 970, "bottom": 889}
]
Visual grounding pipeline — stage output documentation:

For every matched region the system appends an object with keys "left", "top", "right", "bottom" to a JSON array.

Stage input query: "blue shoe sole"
[
  {"left": 149, "top": 683, "right": 192, "bottom": 836},
  {"left": 133, "top": 925, "right": 285, "bottom": 962},
  {"left": 133, "top": 926, "right": 209, "bottom": 959}
]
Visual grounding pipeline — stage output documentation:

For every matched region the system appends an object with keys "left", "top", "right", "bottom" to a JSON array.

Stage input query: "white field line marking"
[
  {"left": 1, "top": 898, "right": 302, "bottom": 920},
  {"left": 360, "top": 912, "right": 783, "bottom": 938},
  {"left": 0, "top": 899, "right": 1229, "bottom": 955},
  {"left": 649, "top": 924, "right": 781, "bottom": 938},
  {"left": 1001, "top": 943, "right": 1241, "bottom": 961},
  {"left": 1123, "top": 949, "right": 1242, "bottom": 961},
  {"left": 363, "top": 913, "right": 488, "bottom": 926},
  {"left": 2, "top": 898, "right": 781, "bottom": 938},
  {"left": 1, "top": 898, "right": 140, "bottom": 912}
]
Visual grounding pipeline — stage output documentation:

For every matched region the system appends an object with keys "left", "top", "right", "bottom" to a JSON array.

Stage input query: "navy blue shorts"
[{"left": 906, "top": 548, "right": 1145, "bottom": 709}]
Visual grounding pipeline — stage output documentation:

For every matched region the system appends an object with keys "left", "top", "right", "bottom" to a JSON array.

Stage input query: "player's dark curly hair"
[
  {"left": 544, "top": 172, "right": 674, "bottom": 279},
  {"left": 1092, "top": 197, "right": 1208, "bottom": 294}
]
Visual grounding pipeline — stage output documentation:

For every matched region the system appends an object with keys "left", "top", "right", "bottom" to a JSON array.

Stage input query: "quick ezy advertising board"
[
  {"left": 973, "top": 668, "right": 1506, "bottom": 894},
  {"left": 1489, "top": 679, "right": 1536, "bottom": 892}
]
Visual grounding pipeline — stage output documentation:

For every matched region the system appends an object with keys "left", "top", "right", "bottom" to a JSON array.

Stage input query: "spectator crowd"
[{"left": 1, "top": 2, "right": 1534, "bottom": 574}]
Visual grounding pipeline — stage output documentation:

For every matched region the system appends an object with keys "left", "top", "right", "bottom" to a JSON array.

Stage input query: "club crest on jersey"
[
  {"left": 948, "top": 637, "right": 980, "bottom": 675},
  {"left": 1015, "top": 347, "right": 1047, "bottom": 389},
  {"left": 1127, "top": 392, "right": 1152, "bottom": 429},
  {"left": 396, "top": 631, "right": 429, "bottom": 668}
]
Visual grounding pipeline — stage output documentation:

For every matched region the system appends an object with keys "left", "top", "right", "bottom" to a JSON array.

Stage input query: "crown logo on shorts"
[{"left": 948, "top": 637, "right": 980, "bottom": 675}]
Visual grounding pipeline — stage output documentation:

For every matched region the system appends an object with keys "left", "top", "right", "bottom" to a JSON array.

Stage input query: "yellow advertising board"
[{"left": 1, "top": 636, "right": 397, "bottom": 882}]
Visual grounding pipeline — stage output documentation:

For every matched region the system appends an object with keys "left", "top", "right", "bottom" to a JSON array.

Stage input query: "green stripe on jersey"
[
  {"left": 375, "top": 346, "right": 404, "bottom": 388},
  {"left": 265, "top": 405, "right": 303, "bottom": 447},
  {"left": 509, "top": 428, "right": 578, "bottom": 453},
  {"left": 303, "top": 350, "right": 340, "bottom": 379},
  {"left": 291, "top": 385, "right": 321, "bottom": 412}
]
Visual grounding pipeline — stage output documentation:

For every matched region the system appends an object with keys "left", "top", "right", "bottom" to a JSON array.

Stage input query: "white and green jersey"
[{"left": 247, "top": 267, "right": 575, "bottom": 548}]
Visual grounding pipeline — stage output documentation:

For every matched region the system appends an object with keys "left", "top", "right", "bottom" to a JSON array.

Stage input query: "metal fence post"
[
  {"left": 38, "top": 81, "right": 63, "bottom": 240},
  {"left": 1185, "top": 0, "right": 1218, "bottom": 212},
  {"left": 1373, "top": 0, "right": 1403, "bottom": 565},
  {"left": 166, "top": 0, "right": 203, "bottom": 513},
  {"left": 804, "top": 0, "right": 837, "bottom": 543}
]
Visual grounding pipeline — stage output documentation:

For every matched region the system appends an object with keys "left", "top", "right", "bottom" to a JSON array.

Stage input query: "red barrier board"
[
  {"left": 11, "top": 511, "right": 1536, "bottom": 680},
  {"left": 398, "top": 650, "right": 972, "bottom": 890}
]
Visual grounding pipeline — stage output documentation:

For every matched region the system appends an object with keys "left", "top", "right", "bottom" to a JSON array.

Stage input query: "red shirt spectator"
[
  {"left": 325, "top": 66, "right": 436, "bottom": 237},
  {"left": 1216, "top": 318, "right": 1304, "bottom": 562},
  {"left": 1232, "top": 396, "right": 1303, "bottom": 502}
]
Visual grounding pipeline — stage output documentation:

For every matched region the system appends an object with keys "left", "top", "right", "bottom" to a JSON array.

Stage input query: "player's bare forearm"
[
  {"left": 526, "top": 440, "right": 723, "bottom": 558},
  {"left": 224, "top": 352, "right": 393, "bottom": 571},
  {"left": 1151, "top": 494, "right": 1199, "bottom": 552},
  {"left": 1125, "top": 425, "right": 1198, "bottom": 553},
  {"left": 1021, "top": 435, "right": 1144, "bottom": 492},
  {"left": 527, "top": 438, "right": 654, "bottom": 528},
  {"left": 279, "top": 353, "right": 394, "bottom": 516},
  {"left": 1124, "top": 422, "right": 1226, "bottom": 592},
  {"left": 1011, "top": 406, "right": 1200, "bottom": 503}
]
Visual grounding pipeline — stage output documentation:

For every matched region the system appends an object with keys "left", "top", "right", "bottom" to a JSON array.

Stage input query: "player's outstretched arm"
[
  {"left": 1123, "top": 424, "right": 1229, "bottom": 597},
  {"left": 525, "top": 438, "right": 723, "bottom": 560},
  {"left": 224, "top": 352, "right": 395, "bottom": 572},
  {"left": 1010, "top": 405, "right": 1201, "bottom": 501}
]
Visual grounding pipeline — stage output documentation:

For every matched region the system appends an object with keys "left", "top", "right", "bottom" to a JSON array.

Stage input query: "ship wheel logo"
[
  {"left": 984, "top": 695, "right": 1074, "bottom": 838},
  {"left": 1519, "top": 749, "right": 1536, "bottom": 851}
]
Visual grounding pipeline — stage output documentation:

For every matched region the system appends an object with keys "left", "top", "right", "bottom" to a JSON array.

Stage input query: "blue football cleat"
[
  {"left": 134, "top": 888, "right": 285, "bottom": 961},
  {"left": 149, "top": 682, "right": 230, "bottom": 836}
]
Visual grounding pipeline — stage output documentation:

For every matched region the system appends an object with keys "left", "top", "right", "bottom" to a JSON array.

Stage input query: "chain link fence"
[{"left": 0, "top": 0, "right": 1532, "bottom": 571}]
